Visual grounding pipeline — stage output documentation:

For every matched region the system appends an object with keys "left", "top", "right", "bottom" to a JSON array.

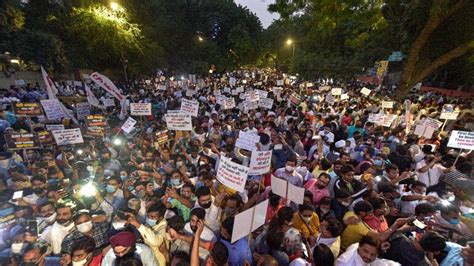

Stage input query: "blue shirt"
[
  {"left": 440, "top": 242, "right": 464, "bottom": 266},
  {"left": 221, "top": 237, "right": 252, "bottom": 266}
]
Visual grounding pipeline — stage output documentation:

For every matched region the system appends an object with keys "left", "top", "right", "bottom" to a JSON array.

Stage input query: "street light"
[
  {"left": 286, "top": 38, "right": 296, "bottom": 63},
  {"left": 110, "top": 2, "right": 119, "bottom": 11},
  {"left": 198, "top": 36, "right": 204, "bottom": 42},
  {"left": 286, "top": 39, "right": 293, "bottom": 46}
]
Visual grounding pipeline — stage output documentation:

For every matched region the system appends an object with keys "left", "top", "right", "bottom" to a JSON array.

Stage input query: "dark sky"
[{"left": 235, "top": 0, "right": 279, "bottom": 28}]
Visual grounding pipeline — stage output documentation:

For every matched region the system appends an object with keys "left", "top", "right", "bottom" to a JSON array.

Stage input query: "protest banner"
[
  {"left": 130, "top": 103, "right": 152, "bottom": 116},
  {"left": 155, "top": 130, "right": 169, "bottom": 145},
  {"left": 246, "top": 90, "right": 260, "bottom": 102},
  {"left": 360, "top": 87, "right": 371, "bottom": 96},
  {"left": 180, "top": 99, "right": 199, "bottom": 117},
  {"left": 414, "top": 125, "right": 436, "bottom": 139},
  {"left": 289, "top": 93, "right": 302, "bottom": 105},
  {"left": 45, "top": 124, "right": 65, "bottom": 131},
  {"left": 340, "top": 94, "right": 349, "bottom": 101},
  {"left": 243, "top": 100, "right": 258, "bottom": 111},
  {"left": 37, "top": 131, "right": 55, "bottom": 146},
  {"left": 5, "top": 133, "right": 41, "bottom": 150},
  {"left": 40, "top": 99, "right": 65, "bottom": 120},
  {"left": 216, "top": 156, "right": 249, "bottom": 193},
  {"left": 381, "top": 101, "right": 394, "bottom": 109},
  {"left": 255, "top": 89, "right": 268, "bottom": 99},
  {"left": 258, "top": 97, "right": 274, "bottom": 109},
  {"left": 85, "top": 127, "right": 105, "bottom": 138},
  {"left": 440, "top": 104, "right": 460, "bottom": 120},
  {"left": 331, "top": 88, "right": 342, "bottom": 96},
  {"left": 223, "top": 97, "right": 236, "bottom": 110},
  {"left": 276, "top": 80, "right": 284, "bottom": 86},
  {"left": 231, "top": 200, "right": 269, "bottom": 243},
  {"left": 249, "top": 150, "right": 272, "bottom": 175},
  {"left": 89, "top": 72, "right": 125, "bottom": 101},
  {"left": 103, "top": 98, "right": 115, "bottom": 107},
  {"left": 52, "top": 128, "right": 84, "bottom": 146},
  {"left": 14, "top": 102, "right": 43, "bottom": 116},
  {"left": 447, "top": 130, "right": 474, "bottom": 150},
  {"left": 76, "top": 102, "right": 91, "bottom": 120},
  {"left": 86, "top": 115, "right": 107, "bottom": 128},
  {"left": 236, "top": 131, "right": 260, "bottom": 151},
  {"left": 165, "top": 113, "right": 192, "bottom": 131},
  {"left": 270, "top": 175, "right": 305, "bottom": 205},
  {"left": 121, "top": 117, "right": 137, "bottom": 134}
]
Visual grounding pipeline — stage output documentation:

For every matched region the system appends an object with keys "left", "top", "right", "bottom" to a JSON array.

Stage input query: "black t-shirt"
[{"left": 383, "top": 232, "right": 429, "bottom": 266}]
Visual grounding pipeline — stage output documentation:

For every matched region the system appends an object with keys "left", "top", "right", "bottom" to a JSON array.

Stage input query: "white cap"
[{"left": 335, "top": 140, "right": 346, "bottom": 148}]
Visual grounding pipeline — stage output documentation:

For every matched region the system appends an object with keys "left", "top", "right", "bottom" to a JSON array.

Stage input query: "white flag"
[
  {"left": 41, "top": 66, "right": 59, "bottom": 99},
  {"left": 90, "top": 72, "right": 125, "bottom": 101},
  {"left": 84, "top": 83, "right": 102, "bottom": 108}
]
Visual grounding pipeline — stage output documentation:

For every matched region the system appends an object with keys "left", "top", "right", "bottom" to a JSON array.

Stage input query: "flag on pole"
[
  {"left": 89, "top": 72, "right": 125, "bottom": 101},
  {"left": 41, "top": 66, "right": 58, "bottom": 99},
  {"left": 84, "top": 83, "right": 103, "bottom": 108}
]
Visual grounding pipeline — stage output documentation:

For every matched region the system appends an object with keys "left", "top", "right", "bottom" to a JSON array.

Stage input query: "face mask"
[
  {"left": 106, "top": 184, "right": 117, "bottom": 193},
  {"left": 320, "top": 207, "right": 330, "bottom": 214},
  {"left": 0, "top": 207, "right": 14, "bottom": 217},
  {"left": 195, "top": 181, "right": 205, "bottom": 189},
  {"left": 11, "top": 242, "right": 24, "bottom": 254},
  {"left": 33, "top": 187, "right": 46, "bottom": 195},
  {"left": 43, "top": 212, "right": 57, "bottom": 223},
  {"left": 72, "top": 254, "right": 91, "bottom": 266},
  {"left": 135, "top": 190, "right": 146, "bottom": 199},
  {"left": 120, "top": 175, "right": 127, "bottom": 181},
  {"left": 77, "top": 221, "right": 93, "bottom": 233},
  {"left": 127, "top": 186, "right": 135, "bottom": 192},
  {"left": 374, "top": 159, "right": 383, "bottom": 166},
  {"left": 57, "top": 219, "right": 72, "bottom": 226},
  {"left": 285, "top": 165, "right": 294, "bottom": 172},
  {"left": 146, "top": 217, "right": 157, "bottom": 227},
  {"left": 224, "top": 207, "right": 235, "bottom": 217},
  {"left": 341, "top": 201, "right": 351, "bottom": 207},
  {"left": 448, "top": 218, "right": 460, "bottom": 225},
  {"left": 170, "top": 179, "right": 181, "bottom": 187},
  {"left": 176, "top": 162, "right": 183, "bottom": 168},
  {"left": 200, "top": 201, "right": 212, "bottom": 209},
  {"left": 112, "top": 221, "right": 126, "bottom": 230},
  {"left": 302, "top": 216, "right": 312, "bottom": 223}
]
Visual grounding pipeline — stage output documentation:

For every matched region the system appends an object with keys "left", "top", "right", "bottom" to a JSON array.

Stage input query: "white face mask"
[
  {"left": 285, "top": 165, "right": 295, "bottom": 172},
  {"left": 11, "top": 242, "right": 24, "bottom": 253},
  {"left": 76, "top": 221, "right": 93, "bottom": 233},
  {"left": 72, "top": 255, "right": 90, "bottom": 266},
  {"left": 43, "top": 212, "right": 57, "bottom": 224},
  {"left": 302, "top": 216, "right": 312, "bottom": 223},
  {"left": 341, "top": 201, "right": 351, "bottom": 207}
]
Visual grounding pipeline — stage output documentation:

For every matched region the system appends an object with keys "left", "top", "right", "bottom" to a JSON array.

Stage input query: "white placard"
[
  {"left": 270, "top": 175, "right": 288, "bottom": 199},
  {"left": 381, "top": 101, "right": 394, "bottom": 109},
  {"left": 229, "top": 77, "right": 236, "bottom": 86},
  {"left": 223, "top": 97, "right": 236, "bottom": 110},
  {"left": 331, "top": 88, "right": 342, "bottom": 96},
  {"left": 361, "top": 87, "right": 371, "bottom": 96},
  {"left": 422, "top": 118, "right": 443, "bottom": 130},
  {"left": 340, "top": 93, "right": 349, "bottom": 101},
  {"left": 246, "top": 91, "right": 260, "bottom": 102},
  {"left": 52, "top": 128, "right": 84, "bottom": 146},
  {"left": 76, "top": 102, "right": 90, "bottom": 120},
  {"left": 255, "top": 89, "right": 268, "bottom": 99},
  {"left": 130, "top": 103, "right": 152, "bottom": 116},
  {"left": 121, "top": 117, "right": 137, "bottom": 134},
  {"left": 103, "top": 98, "right": 115, "bottom": 107},
  {"left": 249, "top": 150, "right": 272, "bottom": 175},
  {"left": 40, "top": 99, "right": 65, "bottom": 120},
  {"left": 276, "top": 80, "right": 284, "bottom": 86},
  {"left": 223, "top": 87, "right": 231, "bottom": 93},
  {"left": 287, "top": 183, "right": 305, "bottom": 205},
  {"left": 180, "top": 99, "right": 199, "bottom": 117},
  {"left": 235, "top": 131, "right": 260, "bottom": 151},
  {"left": 231, "top": 199, "right": 269, "bottom": 243},
  {"left": 447, "top": 130, "right": 474, "bottom": 150},
  {"left": 258, "top": 98, "right": 274, "bottom": 109},
  {"left": 186, "top": 89, "right": 194, "bottom": 97},
  {"left": 236, "top": 86, "right": 244, "bottom": 93},
  {"left": 45, "top": 124, "right": 65, "bottom": 131},
  {"left": 243, "top": 100, "right": 258, "bottom": 111},
  {"left": 216, "top": 156, "right": 249, "bottom": 193},
  {"left": 251, "top": 199, "right": 269, "bottom": 231},
  {"left": 165, "top": 113, "right": 192, "bottom": 131},
  {"left": 440, "top": 104, "right": 460, "bottom": 120}
]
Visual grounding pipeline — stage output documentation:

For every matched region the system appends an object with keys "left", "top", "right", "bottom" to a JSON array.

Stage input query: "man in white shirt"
[
  {"left": 183, "top": 208, "right": 216, "bottom": 259},
  {"left": 400, "top": 181, "right": 438, "bottom": 215},
  {"left": 416, "top": 154, "right": 452, "bottom": 187},
  {"left": 193, "top": 186, "right": 223, "bottom": 233},
  {"left": 39, "top": 204, "right": 75, "bottom": 255},
  {"left": 336, "top": 236, "right": 400, "bottom": 266}
]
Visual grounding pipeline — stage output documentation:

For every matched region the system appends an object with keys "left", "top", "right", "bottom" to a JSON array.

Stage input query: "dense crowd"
[{"left": 0, "top": 69, "right": 473, "bottom": 266}]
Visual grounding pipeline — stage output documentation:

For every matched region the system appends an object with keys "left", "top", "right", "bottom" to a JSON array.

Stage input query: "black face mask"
[
  {"left": 200, "top": 201, "right": 212, "bottom": 209},
  {"left": 56, "top": 219, "right": 71, "bottom": 225},
  {"left": 33, "top": 188, "right": 45, "bottom": 195},
  {"left": 100, "top": 157, "right": 110, "bottom": 163}
]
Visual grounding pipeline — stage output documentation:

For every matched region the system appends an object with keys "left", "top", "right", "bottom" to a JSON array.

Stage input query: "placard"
[
  {"left": 85, "top": 127, "right": 105, "bottom": 138},
  {"left": 235, "top": 131, "right": 260, "bottom": 151},
  {"left": 270, "top": 175, "right": 305, "bottom": 205},
  {"left": 45, "top": 124, "right": 65, "bottom": 131},
  {"left": 378, "top": 114, "right": 397, "bottom": 127},
  {"left": 276, "top": 80, "right": 284, "bottom": 86},
  {"left": 360, "top": 87, "right": 371, "bottom": 96},
  {"left": 40, "top": 99, "right": 65, "bottom": 120},
  {"left": 414, "top": 125, "right": 436, "bottom": 139},
  {"left": 340, "top": 94, "right": 349, "bottom": 101},
  {"left": 216, "top": 156, "right": 249, "bottom": 193},
  {"left": 246, "top": 91, "right": 260, "bottom": 102},
  {"left": 258, "top": 98, "right": 274, "bottom": 109},
  {"left": 165, "top": 113, "right": 192, "bottom": 131},
  {"left": 243, "top": 100, "right": 258, "bottom": 111},
  {"left": 86, "top": 115, "right": 107, "bottom": 128},
  {"left": 231, "top": 200, "right": 269, "bottom": 243},
  {"left": 155, "top": 130, "right": 169, "bottom": 145},
  {"left": 223, "top": 97, "right": 236, "bottom": 110},
  {"left": 121, "top": 117, "right": 137, "bottom": 134},
  {"left": 331, "top": 88, "right": 342, "bottom": 96},
  {"left": 5, "top": 133, "right": 41, "bottom": 150},
  {"left": 76, "top": 102, "right": 91, "bottom": 120},
  {"left": 52, "top": 128, "right": 84, "bottom": 146},
  {"left": 249, "top": 150, "right": 272, "bottom": 175},
  {"left": 255, "top": 89, "right": 268, "bottom": 99},
  {"left": 38, "top": 131, "right": 55, "bottom": 146},
  {"left": 422, "top": 118, "right": 443, "bottom": 130},
  {"left": 103, "top": 98, "right": 115, "bottom": 107},
  {"left": 440, "top": 104, "right": 460, "bottom": 120},
  {"left": 326, "top": 94, "right": 335, "bottom": 105},
  {"left": 180, "top": 99, "right": 199, "bottom": 117},
  {"left": 381, "top": 101, "right": 394, "bottom": 109},
  {"left": 14, "top": 102, "right": 43, "bottom": 116},
  {"left": 289, "top": 93, "right": 302, "bottom": 105},
  {"left": 130, "top": 103, "right": 152, "bottom": 116},
  {"left": 447, "top": 130, "right": 474, "bottom": 150}
]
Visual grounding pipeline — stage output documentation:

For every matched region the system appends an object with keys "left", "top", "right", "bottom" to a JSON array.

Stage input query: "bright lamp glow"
[
  {"left": 79, "top": 182, "right": 97, "bottom": 197},
  {"left": 76, "top": 149, "right": 84, "bottom": 155},
  {"left": 440, "top": 199, "right": 450, "bottom": 206},
  {"left": 110, "top": 2, "right": 119, "bottom": 11},
  {"left": 113, "top": 138, "right": 122, "bottom": 146},
  {"left": 286, "top": 39, "right": 293, "bottom": 45}
]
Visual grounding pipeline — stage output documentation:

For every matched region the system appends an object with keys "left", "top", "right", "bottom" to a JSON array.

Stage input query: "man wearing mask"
[
  {"left": 400, "top": 181, "right": 438, "bottom": 215},
  {"left": 305, "top": 172, "right": 331, "bottom": 206},
  {"left": 99, "top": 149, "right": 121, "bottom": 176},
  {"left": 36, "top": 202, "right": 57, "bottom": 234},
  {"left": 433, "top": 204, "right": 472, "bottom": 242},
  {"left": 377, "top": 164, "right": 409, "bottom": 191},
  {"left": 293, "top": 204, "right": 320, "bottom": 241},
  {"left": 128, "top": 203, "right": 168, "bottom": 265},
  {"left": 315, "top": 217, "right": 343, "bottom": 259},
  {"left": 102, "top": 231, "right": 158, "bottom": 266},
  {"left": 39, "top": 204, "right": 75, "bottom": 255},
  {"left": 193, "top": 186, "right": 224, "bottom": 233},
  {"left": 60, "top": 211, "right": 109, "bottom": 265},
  {"left": 328, "top": 160, "right": 344, "bottom": 197},
  {"left": 21, "top": 243, "right": 59, "bottom": 266},
  {"left": 274, "top": 157, "right": 303, "bottom": 187},
  {"left": 97, "top": 177, "right": 125, "bottom": 220},
  {"left": 336, "top": 236, "right": 400, "bottom": 265}
]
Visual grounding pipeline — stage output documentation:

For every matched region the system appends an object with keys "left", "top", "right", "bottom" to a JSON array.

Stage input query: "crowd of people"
[{"left": 0, "top": 69, "right": 473, "bottom": 266}]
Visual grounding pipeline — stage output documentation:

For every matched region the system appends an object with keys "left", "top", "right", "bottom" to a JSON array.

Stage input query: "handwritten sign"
[
  {"left": 165, "top": 113, "right": 192, "bottom": 131},
  {"left": 381, "top": 101, "right": 394, "bottom": 109},
  {"left": 331, "top": 88, "right": 342, "bottom": 96},
  {"left": 217, "top": 156, "right": 249, "bottom": 193},
  {"left": 121, "top": 117, "right": 137, "bottom": 134},
  {"left": 180, "top": 99, "right": 199, "bottom": 117},
  {"left": 155, "top": 130, "right": 169, "bottom": 145},
  {"left": 440, "top": 104, "right": 459, "bottom": 120},
  {"left": 40, "top": 99, "right": 65, "bottom": 120},
  {"left": 5, "top": 133, "right": 41, "bottom": 150},
  {"left": 14, "top": 102, "right": 43, "bottom": 116},
  {"left": 360, "top": 87, "right": 371, "bottom": 96},
  {"left": 76, "top": 102, "right": 91, "bottom": 120},
  {"left": 447, "top": 130, "right": 474, "bottom": 150},
  {"left": 130, "top": 103, "right": 152, "bottom": 116},
  {"left": 236, "top": 131, "right": 260, "bottom": 151},
  {"left": 52, "top": 128, "right": 84, "bottom": 146},
  {"left": 45, "top": 124, "right": 65, "bottom": 131},
  {"left": 249, "top": 150, "right": 272, "bottom": 175},
  {"left": 86, "top": 115, "right": 107, "bottom": 128},
  {"left": 258, "top": 98, "right": 274, "bottom": 109}
]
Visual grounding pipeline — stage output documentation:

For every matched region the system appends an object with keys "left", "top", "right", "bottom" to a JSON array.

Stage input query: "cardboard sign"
[
  {"left": 216, "top": 156, "right": 249, "bottom": 193},
  {"left": 223, "top": 97, "right": 236, "bottom": 110},
  {"left": 86, "top": 115, "right": 107, "bottom": 128},
  {"left": 76, "top": 102, "right": 91, "bottom": 120},
  {"left": 38, "top": 131, "right": 55, "bottom": 146},
  {"left": 40, "top": 99, "right": 65, "bottom": 121},
  {"left": 361, "top": 87, "right": 371, "bottom": 96},
  {"left": 45, "top": 124, "right": 65, "bottom": 131},
  {"left": 255, "top": 89, "right": 268, "bottom": 99},
  {"left": 447, "top": 130, "right": 474, "bottom": 150},
  {"left": 270, "top": 175, "right": 304, "bottom": 205},
  {"left": 14, "top": 102, "right": 43, "bottom": 116},
  {"left": 52, "top": 128, "right": 84, "bottom": 146},
  {"left": 103, "top": 98, "right": 115, "bottom": 107},
  {"left": 85, "top": 127, "right": 105, "bottom": 138},
  {"left": 130, "top": 103, "right": 152, "bottom": 116},
  {"left": 236, "top": 131, "right": 260, "bottom": 151},
  {"left": 180, "top": 99, "right": 199, "bottom": 117},
  {"left": 246, "top": 91, "right": 260, "bottom": 102},
  {"left": 289, "top": 93, "right": 302, "bottom": 105},
  {"left": 340, "top": 94, "right": 349, "bottom": 101},
  {"left": 381, "top": 101, "right": 394, "bottom": 109},
  {"left": 165, "top": 113, "right": 192, "bottom": 131},
  {"left": 440, "top": 104, "right": 459, "bottom": 120},
  {"left": 414, "top": 125, "right": 436, "bottom": 139},
  {"left": 249, "top": 150, "right": 272, "bottom": 175},
  {"left": 243, "top": 100, "right": 258, "bottom": 111},
  {"left": 276, "top": 80, "right": 284, "bottom": 86},
  {"left": 5, "top": 133, "right": 41, "bottom": 150},
  {"left": 155, "top": 130, "right": 169, "bottom": 145},
  {"left": 121, "top": 117, "right": 137, "bottom": 134},
  {"left": 258, "top": 98, "right": 274, "bottom": 109},
  {"left": 231, "top": 200, "right": 269, "bottom": 243},
  {"left": 331, "top": 88, "right": 342, "bottom": 96}
]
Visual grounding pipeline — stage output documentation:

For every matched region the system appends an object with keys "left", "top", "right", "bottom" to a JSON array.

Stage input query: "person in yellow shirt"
[{"left": 293, "top": 204, "right": 320, "bottom": 242}]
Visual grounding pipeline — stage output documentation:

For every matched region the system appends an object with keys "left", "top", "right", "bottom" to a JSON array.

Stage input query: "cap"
[
  {"left": 110, "top": 231, "right": 136, "bottom": 248},
  {"left": 335, "top": 140, "right": 346, "bottom": 148}
]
